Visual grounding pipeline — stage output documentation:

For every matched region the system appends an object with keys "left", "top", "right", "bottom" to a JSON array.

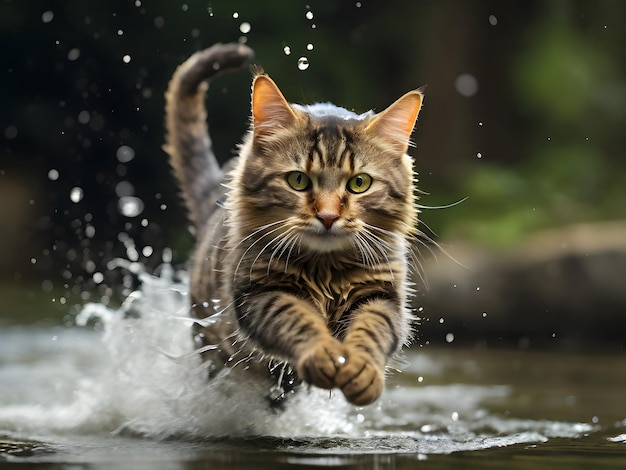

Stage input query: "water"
[{"left": 1, "top": 267, "right": 625, "bottom": 468}]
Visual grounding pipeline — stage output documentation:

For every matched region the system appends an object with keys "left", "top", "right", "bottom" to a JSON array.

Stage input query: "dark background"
[{"left": 1, "top": 0, "right": 625, "bottom": 347}]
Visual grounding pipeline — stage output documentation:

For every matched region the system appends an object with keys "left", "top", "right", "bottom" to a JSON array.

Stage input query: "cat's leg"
[
  {"left": 335, "top": 298, "right": 402, "bottom": 405},
  {"left": 236, "top": 290, "right": 348, "bottom": 391},
  {"left": 237, "top": 291, "right": 402, "bottom": 405}
]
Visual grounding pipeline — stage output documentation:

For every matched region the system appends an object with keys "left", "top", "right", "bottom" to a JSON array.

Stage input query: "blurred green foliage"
[
  {"left": 1, "top": 0, "right": 625, "bottom": 288},
  {"left": 434, "top": 2, "right": 626, "bottom": 246}
]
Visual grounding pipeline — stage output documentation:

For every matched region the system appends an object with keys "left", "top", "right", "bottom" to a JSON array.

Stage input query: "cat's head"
[{"left": 230, "top": 75, "right": 423, "bottom": 255}]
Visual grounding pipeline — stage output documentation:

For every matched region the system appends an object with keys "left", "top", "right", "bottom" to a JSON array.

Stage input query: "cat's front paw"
[
  {"left": 335, "top": 349, "right": 384, "bottom": 406},
  {"left": 296, "top": 339, "right": 385, "bottom": 406},
  {"left": 295, "top": 338, "right": 348, "bottom": 390}
]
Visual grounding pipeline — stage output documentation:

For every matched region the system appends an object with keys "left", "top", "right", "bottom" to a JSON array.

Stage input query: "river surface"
[{"left": 1, "top": 267, "right": 625, "bottom": 469}]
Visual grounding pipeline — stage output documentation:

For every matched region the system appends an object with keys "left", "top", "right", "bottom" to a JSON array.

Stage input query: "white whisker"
[
  {"left": 228, "top": 219, "right": 288, "bottom": 254},
  {"left": 233, "top": 223, "right": 290, "bottom": 281},
  {"left": 283, "top": 232, "right": 302, "bottom": 273},
  {"left": 417, "top": 196, "right": 468, "bottom": 211},
  {"left": 250, "top": 226, "right": 297, "bottom": 278},
  {"left": 264, "top": 227, "right": 298, "bottom": 275}
]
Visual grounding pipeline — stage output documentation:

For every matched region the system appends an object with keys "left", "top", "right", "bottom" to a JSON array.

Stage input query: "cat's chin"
[{"left": 302, "top": 231, "right": 353, "bottom": 253}]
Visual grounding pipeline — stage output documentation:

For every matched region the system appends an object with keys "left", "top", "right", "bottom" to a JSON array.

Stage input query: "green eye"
[
  {"left": 286, "top": 171, "right": 312, "bottom": 191},
  {"left": 347, "top": 173, "right": 372, "bottom": 194}
]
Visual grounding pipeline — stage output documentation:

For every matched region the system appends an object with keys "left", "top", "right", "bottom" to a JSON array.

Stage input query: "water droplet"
[
  {"left": 78, "top": 110, "right": 90, "bottom": 124},
  {"left": 154, "top": 16, "right": 165, "bottom": 28},
  {"left": 116, "top": 145, "right": 135, "bottom": 163},
  {"left": 283, "top": 45, "right": 291, "bottom": 55},
  {"left": 70, "top": 187, "right": 84, "bottom": 203},
  {"left": 142, "top": 246, "right": 153, "bottom": 257},
  {"left": 115, "top": 181, "right": 135, "bottom": 198},
  {"left": 488, "top": 14, "right": 498, "bottom": 26},
  {"left": 4, "top": 125, "right": 17, "bottom": 140},
  {"left": 306, "top": 43, "right": 314, "bottom": 51},
  {"left": 445, "top": 332, "right": 455, "bottom": 343},
  {"left": 336, "top": 356, "right": 346, "bottom": 365},
  {"left": 482, "top": 312, "right": 487, "bottom": 318},
  {"left": 305, "top": 10, "right": 314, "bottom": 20},
  {"left": 451, "top": 411, "right": 459, "bottom": 421},
  {"left": 232, "top": 12, "right": 239, "bottom": 19},
  {"left": 42, "top": 11, "right": 54, "bottom": 23},
  {"left": 239, "top": 22, "right": 251, "bottom": 34},
  {"left": 85, "top": 260, "right": 96, "bottom": 273},
  {"left": 122, "top": 54, "right": 131, "bottom": 64},
  {"left": 297, "top": 56, "right": 309, "bottom": 71},
  {"left": 454, "top": 73, "right": 478, "bottom": 97},
  {"left": 355, "top": 2, "right": 362, "bottom": 7},
  {"left": 162, "top": 247, "right": 172, "bottom": 263},
  {"left": 85, "top": 225, "right": 96, "bottom": 238},
  {"left": 48, "top": 169, "right": 59, "bottom": 181},
  {"left": 67, "top": 48, "right": 80, "bottom": 61},
  {"left": 477, "top": 152, "right": 482, "bottom": 159},
  {"left": 93, "top": 272, "right": 104, "bottom": 284},
  {"left": 439, "top": 317, "right": 445, "bottom": 324},
  {"left": 117, "top": 29, "right": 124, "bottom": 36},
  {"left": 118, "top": 196, "right": 144, "bottom": 217}
]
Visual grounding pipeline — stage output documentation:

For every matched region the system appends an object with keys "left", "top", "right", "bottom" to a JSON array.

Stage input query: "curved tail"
[{"left": 164, "top": 43, "right": 255, "bottom": 232}]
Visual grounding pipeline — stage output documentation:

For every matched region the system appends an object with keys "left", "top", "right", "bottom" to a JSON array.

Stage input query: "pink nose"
[{"left": 317, "top": 212, "right": 339, "bottom": 230}]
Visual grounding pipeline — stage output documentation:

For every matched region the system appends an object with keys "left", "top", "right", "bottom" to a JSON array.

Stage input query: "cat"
[{"left": 164, "top": 43, "right": 423, "bottom": 406}]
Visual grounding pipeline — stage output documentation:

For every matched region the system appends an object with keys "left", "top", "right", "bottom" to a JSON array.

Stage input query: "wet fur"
[{"left": 165, "top": 43, "right": 423, "bottom": 406}]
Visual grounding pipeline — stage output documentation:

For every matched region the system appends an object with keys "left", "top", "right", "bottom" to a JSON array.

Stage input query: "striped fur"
[{"left": 165, "top": 44, "right": 423, "bottom": 406}]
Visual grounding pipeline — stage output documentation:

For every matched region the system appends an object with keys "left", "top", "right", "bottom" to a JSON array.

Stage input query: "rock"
[{"left": 415, "top": 221, "right": 626, "bottom": 349}]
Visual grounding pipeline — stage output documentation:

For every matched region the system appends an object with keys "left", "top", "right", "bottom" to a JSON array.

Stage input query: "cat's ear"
[
  {"left": 366, "top": 89, "right": 423, "bottom": 154},
  {"left": 252, "top": 75, "right": 297, "bottom": 139}
]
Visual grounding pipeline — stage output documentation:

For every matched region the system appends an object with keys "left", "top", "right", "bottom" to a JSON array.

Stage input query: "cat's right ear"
[{"left": 252, "top": 75, "right": 297, "bottom": 139}]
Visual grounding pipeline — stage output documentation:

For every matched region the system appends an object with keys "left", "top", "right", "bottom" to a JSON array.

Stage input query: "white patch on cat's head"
[{"left": 293, "top": 103, "right": 373, "bottom": 121}]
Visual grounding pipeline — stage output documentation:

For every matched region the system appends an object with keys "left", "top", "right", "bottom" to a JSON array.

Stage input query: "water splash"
[{"left": 0, "top": 258, "right": 602, "bottom": 450}]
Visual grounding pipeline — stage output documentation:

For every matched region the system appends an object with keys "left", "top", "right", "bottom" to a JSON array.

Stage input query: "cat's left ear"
[
  {"left": 251, "top": 75, "right": 298, "bottom": 140},
  {"left": 366, "top": 89, "right": 423, "bottom": 154}
]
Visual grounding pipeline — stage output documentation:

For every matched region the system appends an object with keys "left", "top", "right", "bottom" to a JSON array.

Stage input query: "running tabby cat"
[{"left": 164, "top": 43, "right": 423, "bottom": 406}]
